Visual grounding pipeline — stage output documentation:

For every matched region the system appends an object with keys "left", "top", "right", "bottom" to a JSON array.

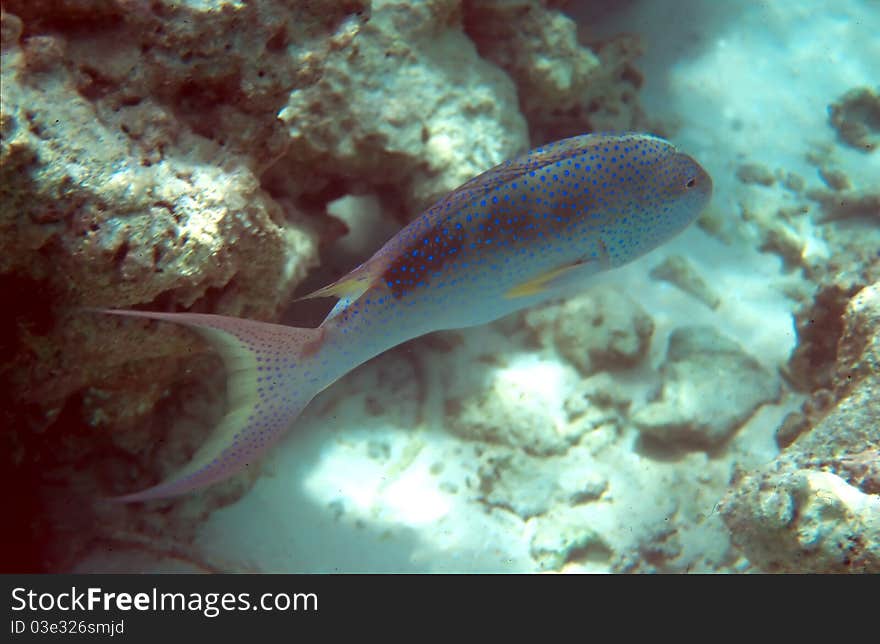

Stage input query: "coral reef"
[{"left": 721, "top": 282, "right": 880, "bottom": 573}]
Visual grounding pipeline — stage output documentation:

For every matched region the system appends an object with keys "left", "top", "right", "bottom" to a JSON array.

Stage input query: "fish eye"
[{"left": 685, "top": 177, "right": 697, "bottom": 189}]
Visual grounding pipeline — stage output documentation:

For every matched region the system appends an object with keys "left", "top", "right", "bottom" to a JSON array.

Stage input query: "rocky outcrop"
[{"left": 721, "top": 282, "right": 880, "bottom": 573}]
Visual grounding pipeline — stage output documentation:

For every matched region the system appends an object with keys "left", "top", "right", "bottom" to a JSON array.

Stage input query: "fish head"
[
  {"left": 653, "top": 148, "right": 713, "bottom": 235},
  {"left": 597, "top": 135, "right": 713, "bottom": 267}
]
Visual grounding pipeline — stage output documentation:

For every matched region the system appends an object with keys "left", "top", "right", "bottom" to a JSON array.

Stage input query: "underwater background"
[{"left": 1, "top": 0, "right": 877, "bottom": 573}]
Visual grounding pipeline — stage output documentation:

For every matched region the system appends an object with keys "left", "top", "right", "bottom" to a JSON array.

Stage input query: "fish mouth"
[
  {"left": 699, "top": 164, "right": 714, "bottom": 199},
  {"left": 698, "top": 168, "right": 713, "bottom": 212}
]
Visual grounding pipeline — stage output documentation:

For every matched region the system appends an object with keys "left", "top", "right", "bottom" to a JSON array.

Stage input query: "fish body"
[{"left": 106, "top": 133, "right": 712, "bottom": 501}]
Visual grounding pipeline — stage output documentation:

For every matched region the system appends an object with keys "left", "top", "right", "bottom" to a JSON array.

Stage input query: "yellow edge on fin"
[
  {"left": 504, "top": 261, "right": 586, "bottom": 299},
  {"left": 298, "top": 274, "right": 373, "bottom": 301}
]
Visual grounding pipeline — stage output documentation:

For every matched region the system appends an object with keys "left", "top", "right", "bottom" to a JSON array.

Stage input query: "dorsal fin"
[
  {"left": 442, "top": 134, "right": 614, "bottom": 208},
  {"left": 297, "top": 261, "right": 378, "bottom": 303},
  {"left": 297, "top": 262, "right": 385, "bottom": 326}
]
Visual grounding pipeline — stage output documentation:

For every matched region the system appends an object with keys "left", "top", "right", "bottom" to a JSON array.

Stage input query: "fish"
[{"left": 103, "top": 132, "right": 712, "bottom": 502}]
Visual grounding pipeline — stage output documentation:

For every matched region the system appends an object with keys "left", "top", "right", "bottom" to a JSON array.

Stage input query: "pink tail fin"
[{"left": 101, "top": 310, "right": 326, "bottom": 502}]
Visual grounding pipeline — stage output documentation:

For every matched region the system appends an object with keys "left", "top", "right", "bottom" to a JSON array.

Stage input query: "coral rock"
[
  {"left": 722, "top": 282, "right": 880, "bottom": 572},
  {"left": 463, "top": 0, "right": 645, "bottom": 142},
  {"left": 275, "top": 0, "right": 528, "bottom": 214},
  {"left": 632, "top": 326, "right": 781, "bottom": 447},
  {"left": 722, "top": 468, "right": 879, "bottom": 573},
  {"left": 828, "top": 86, "right": 880, "bottom": 152},
  {"left": 524, "top": 286, "right": 654, "bottom": 375}
]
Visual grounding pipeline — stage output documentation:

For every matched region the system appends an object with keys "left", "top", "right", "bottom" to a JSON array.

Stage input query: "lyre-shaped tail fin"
[{"left": 101, "top": 310, "right": 327, "bottom": 502}]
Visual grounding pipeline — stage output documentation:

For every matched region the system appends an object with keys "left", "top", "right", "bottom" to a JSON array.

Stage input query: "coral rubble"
[
  {"left": 828, "top": 86, "right": 880, "bottom": 152},
  {"left": 523, "top": 286, "right": 654, "bottom": 375}
]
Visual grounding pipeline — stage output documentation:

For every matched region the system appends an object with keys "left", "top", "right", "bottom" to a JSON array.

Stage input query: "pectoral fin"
[{"left": 504, "top": 240, "right": 611, "bottom": 299}]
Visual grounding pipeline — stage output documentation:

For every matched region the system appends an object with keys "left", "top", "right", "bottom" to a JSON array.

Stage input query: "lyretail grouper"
[{"left": 103, "top": 132, "right": 712, "bottom": 501}]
